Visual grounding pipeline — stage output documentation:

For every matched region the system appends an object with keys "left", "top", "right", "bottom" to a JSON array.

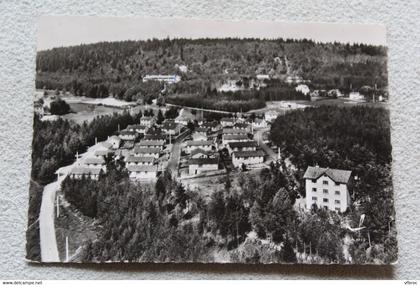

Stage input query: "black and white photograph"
[{"left": 26, "top": 16, "right": 397, "bottom": 264}]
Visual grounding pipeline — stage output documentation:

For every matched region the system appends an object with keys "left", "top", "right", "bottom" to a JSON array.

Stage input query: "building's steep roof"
[
  {"left": 188, "top": 158, "right": 219, "bottom": 166},
  {"left": 126, "top": 156, "right": 155, "bottom": 163},
  {"left": 232, "top": 150, "right": 265, "bottom": 158},
  {"left": 186, "top": 140, "right": 213, "bottom": 146},
  {"left": 133, "top": 147, "right": 161, "bottom": 154},
  {"left": 84, "top": 157, "right": 105, "bottom": 165},
  {"left": 303, "top": 166, "right": 352, "bottom": 184},
  {"left": 137, "top": 140, "right": 165, "bottom": 147},
  {"left": 228, "top": 141, "right": 258, "bottom": 149},
  {"left": 127, "top": 165, "right": 157, "bottom": 172},
  {"left": 70, "top": 167, "right": 101, "bottom": 175}
]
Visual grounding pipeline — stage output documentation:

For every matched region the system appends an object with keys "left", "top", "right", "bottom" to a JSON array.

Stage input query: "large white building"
[
  {"left": 232, "top": 150, "right": 265, "bottom": 167},
  {"left": 127, "top": 165, "right": 158, "bottom": 181},
  {"left": 222, "top": 134, "right": 250, "bottom": 145},
  {"left": 69, "top": 167, "right": 101, "bottom": 180},
  {"left": 184, "top": 140, "right": 213, "bottom": 154},
  {"left": 133, "top": 147, "right": 161, "bottom": 159},
  {"left": 142, "top": 75, "right": 181, "bottom": 84},
  {"left": 140, "top": 116, "right": 156, "bottom": 128},
  {"left": 303, "top": 166, "right": 352, "bottom": 212},
  {"left": 137, "top": 140, "right": 165, "bottom": 150},
  {"left": 125, "top": 155, "right": 155, "bottom": 166},
  {"left": 227, "top": 141, "right": 258, "bottom": 154},
  {"left": 188, "top": 158, "right": 219, "bottom": 175}
]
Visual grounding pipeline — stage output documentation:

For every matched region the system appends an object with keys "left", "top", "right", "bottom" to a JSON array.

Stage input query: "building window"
[
  {"left": 323, "top": 198, "right": 329, "bottom": 203},
  {"left": 312, "top": 188, "right": 317, "bottom": 192},
  {"left": 312, "top": 197, "right": 317, "bottom": 201},
  {"left": 323, "top": 180, "right": 328, "bottom": 185},
  {"left": 312, "top": 179, "right": 316, "bottom": 183},
  {"left": 335, "top": 200, "right": 340, "bottom": 204},
  {"left": 323, "top": 189, "right": 328, "bottom": 194},
  {"left": 335, "top": 190, "right": 340, "bottom": 195},
  {"left": 335, "top": 207, "right": 340, "bottom": 211},
  {"left": 323, "top": 206, "right": 328, "bottom": 210}
]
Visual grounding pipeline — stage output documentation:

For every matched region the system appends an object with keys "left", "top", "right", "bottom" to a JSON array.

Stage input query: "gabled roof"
[
  {"left": 221, "top": 117, "right": 235, "bottom": 122},
  {"left": 84, "top": 157, "right": 105, "bottom": 165},
  {"left": 133, "top": 147, "right": 161, "bottom": 154},
  {"left": 222, "top": 128, "right": 248, "bottom": 134},
  {"left": 70, "top": 167, "right": 101, "bottom": 175},
  {"left": 126, "top": 156, "right": 155, "bottom": 163},
  {"left": 303, "top": 166, "right": 352, "bottom": 184},
  {"left": 137, "top": 140, "right": 165, "bottom": 147},
  {"left": 119, "top": 130, "right": 137, "bottom": 136},
  {"left": 144, "top": 134, "right": 166, "bottom": 141},
  {"left": 127, "top": 165, "right": 157, "bottom": 172},
  {"left": 190, "top": 148, "right": 211, "bottom": 157},
  {"left": 186, "top": 140, "right": 213, "bottom": 146},
  {"left": 222, "top": 134, "right": 249, "bottom": 141},
  {"left": 188, "top": 157, "right": 219, "bottom": 166},
  {"left": 228, "top": 141, "right": 258, "bottom": 149},
  {"left": 127, "top": 124, "right": 147, "bottom": 130},
  {"left": 232, "top": 150, "right": 265, "bottom": 158}
]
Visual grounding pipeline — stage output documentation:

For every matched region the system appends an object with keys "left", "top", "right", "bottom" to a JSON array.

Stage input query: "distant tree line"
[{"left": 36, "top": 38, "right": 388, "bottom": 103}]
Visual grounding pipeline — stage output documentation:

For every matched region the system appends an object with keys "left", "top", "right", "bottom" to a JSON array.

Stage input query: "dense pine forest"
[{"left": 36, "top": 38, "right": 387, "bottom": 112}]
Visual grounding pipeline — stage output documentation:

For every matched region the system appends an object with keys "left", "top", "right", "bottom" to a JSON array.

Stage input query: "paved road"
[
  {"left": 254, "top": 128, "right": 277, "bottom": 163},
  {"left": 39, "top": 140, "right": 107, "bottom": 262},
  {"left": 166, "top": 131, "right": 189, "bottom": 178}
]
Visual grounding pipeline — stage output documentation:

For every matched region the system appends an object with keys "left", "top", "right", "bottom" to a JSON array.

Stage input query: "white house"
[
  {"left": 143, "top": 134, "right": 166, "bottom": 142},
  {"left": 256, "top": 74, "right": 270, "bottom": 81},
  {"left": 127, "top": 124, "right": 148, "bottom": 135},
  {"left": 221, "top": 134, "right": 250, "bottom": 145},
  {"left": 137, "top": 140, "right": 165, "bottom": 150},
  {"left": 125, "top": 155, "right": 155, "bottom": 166},
  {"left": 69, "top": 167, "right": 101, "bottom": 180},
  {"left": 192, "top": 132, "right": 208, "bottom": 141},
  {"left": 264, "top": 111, "right": 279, "bottom": 123},
  {"left": 232, "top": 150, "right": 265, "bottom": 168},
  {"left": 303, "top": 166, "right": 352, "bottom": 213},
  {"left": 222, "top": 128, "right": 248, "bottom": 135},
  {"left": 188, "top": 158, "right": 219, "bottom": 176},
  {"left": 220, "top": 117, "right": 235, "bottom": 127},
  {"left": 233, "top": 122, "right": 250, "bottom": 131},
  {"left": 202, "top": 121, "right": 221, "bottom": 132},
  {"left": 252, "top": 118, "right": 267, "bottom": 129},
  {"left": 162, "top": 120, "right": 181, "bottom": 135},
  {"left": 184, "top": 140, "right": 213, "bottom": 154},
  {"left": 119, "top": 130, "right": 138, "bottom": 141},
  {"left": 83, "top": 156, "right": 106, "bottom": 170},
  {"left": 227, "top": 141, "right": 258, "bottom": 154},
  {"left": 133, "top": 147, "right": 160, "bottom": 159},
  {"left": 127, "top": 165, "right": 158, "bottom": 181},
  {"left": 140, "top": 116, "right": 156, "bottom": 128},
  {"left": 190, "top": 148, "right": 212, "bottom": 159},
  {"left": 108, "top": 135, "right": 122, "bottom": 149},
  {"left": 175, "top": 117, "right": 190, "bottom": 126},
  {"left": 295, "top": 84, "right": 310, "bottom": 95},
  {"left": 142, "top": 75, "right": 181, "bottom": 84},
  {"left": 349, "top": 92, "right": 366, "bottom": 102}
]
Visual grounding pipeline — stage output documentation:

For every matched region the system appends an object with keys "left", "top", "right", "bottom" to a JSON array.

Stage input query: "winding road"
[{"left": 39, "top": 141, "right": 107, "bottom": 262}]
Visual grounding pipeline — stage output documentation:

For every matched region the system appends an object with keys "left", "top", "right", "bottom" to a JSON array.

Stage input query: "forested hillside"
[{"left": 36, "top": 38, "right": 388, "bottom": 103}]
